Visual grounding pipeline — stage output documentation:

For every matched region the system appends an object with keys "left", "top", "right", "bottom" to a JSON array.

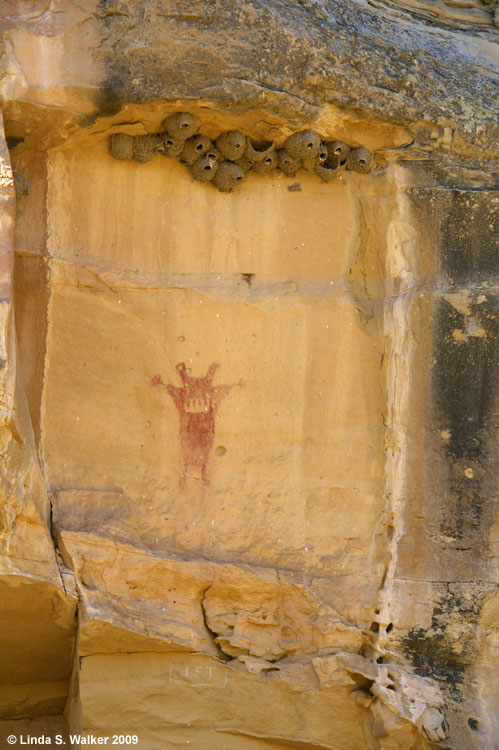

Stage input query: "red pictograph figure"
[{"left": 152, "top": 362, "right": 243, "bottom": 487}]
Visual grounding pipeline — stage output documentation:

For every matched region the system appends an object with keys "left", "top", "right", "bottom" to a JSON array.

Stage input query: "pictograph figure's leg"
[
  {"left": 180, "top": 459, "right": 188, "bottom": 489},
  {"left": 201, "top": 462, "right": 209, "bottom": 487}
]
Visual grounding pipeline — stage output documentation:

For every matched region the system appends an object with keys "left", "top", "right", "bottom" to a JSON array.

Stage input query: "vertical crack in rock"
[
  {"left": 200, "top": 584, "right": 231, "bottom": 662},
  {"left": 374, "top": 164, "right": 419, "bottom": 642}
]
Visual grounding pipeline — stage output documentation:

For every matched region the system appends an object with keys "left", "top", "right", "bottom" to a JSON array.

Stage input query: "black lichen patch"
[
  {"left": 13, "top": 171, "right": 30, "bottom": 198},
  {"left": 434, "top": 293, "right": 497, "bottom": 546},
  {"left": 431, "top": 191, "right": 498, "bottom": 546},
  {"left": 6, "top": 137, "right": 24, "bottom": 150},
  {"left": 437, "top": 189, "right": 497, "bottom": 284},
  {"left": 402, "top": 584, "right": 491, "bottom": 692}
]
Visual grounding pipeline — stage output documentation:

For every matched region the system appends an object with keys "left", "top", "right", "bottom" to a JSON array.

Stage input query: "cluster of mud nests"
[{"left": 109, "top": 112, "right": 375, "bottom": 192}]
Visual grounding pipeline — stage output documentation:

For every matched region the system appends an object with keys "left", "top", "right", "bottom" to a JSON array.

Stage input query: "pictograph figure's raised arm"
[
  {"left": 151, "top": 374, "right": 166, "bottom": 387},
  {"left": 205, "top": 362, "right": 220, "bottom": 381},
  {"left": 212, "top": 379, "right": 244, "bottom": 407},
  {"left": 176, "top": 362, "right": 189, "bottom": 385},
  {"left": 152, "top": 373, "right": 184, "bottom": 411},
  {"left": 166, "top": 383, "right": 184, "bottom": 411}
]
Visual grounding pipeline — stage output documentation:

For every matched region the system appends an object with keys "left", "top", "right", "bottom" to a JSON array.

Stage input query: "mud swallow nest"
[{"left": 109, "top": 113, "right": 376, "bottom": 192}]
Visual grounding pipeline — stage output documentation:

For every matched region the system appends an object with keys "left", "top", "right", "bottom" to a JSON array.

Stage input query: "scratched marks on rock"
[
  {"left": 152, "top": 362, "right": 243, "bottom": 486},
  {"left": 169, "top": 662, "right": 227, "bottom": 688}
]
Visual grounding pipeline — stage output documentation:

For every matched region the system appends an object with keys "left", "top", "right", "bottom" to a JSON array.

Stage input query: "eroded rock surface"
[{"left": 0, "top": 1, "right": 497, "bottom": 748}]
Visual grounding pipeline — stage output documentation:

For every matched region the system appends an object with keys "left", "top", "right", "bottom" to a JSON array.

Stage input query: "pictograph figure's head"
[{"left": 176, "top": 362, "right": 189, "bottom": 384}]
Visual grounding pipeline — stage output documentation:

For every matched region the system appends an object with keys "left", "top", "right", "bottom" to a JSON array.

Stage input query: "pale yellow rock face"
[
  {"left": 0, "top": 1, "right": 497, "bottom": 748},
  {"left": 42, "top": 143, "right": 386, "bottom": 585}
]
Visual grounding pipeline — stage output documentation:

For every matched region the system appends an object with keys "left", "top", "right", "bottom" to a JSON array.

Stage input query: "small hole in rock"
[
  {"left": 335, "top": 147, "right": 342, "bottom": 154},
  {"left": 369, "top": 622, "right": 379, "bottom": 633},
  {"left": 204, "top": 165, "right": 211, "bottom": 171},
  {"left": 208, "top": 153, "right": 216, "bottom": 159},
  {"left": 387, "top": 685, "right": 396, "bottom": 691},
  {"left": 236, "top": 175, "right": 242, "bottom": 180},
  {"left": 181, "top": 122, "right": 188, "bottom": 128},
  {"left": 216, "top": 446, "right": 227, "bottom": 457},
  {"left": 468, "top": 718, "right": 480, "bottom": 732},
  {"left": 376, "top": 656, "right": 384, "bottom": 664},
  {"left": 306, "top": 142, "right": 313, "bottom": 148},
  {"left": 167, "top": 140, "right": 173, "bottom": 146},
  {"left": 265, "top": 157, "right": 272, "bottom": 164},
  {"left": 359, "top": 159, "right": 366, "bottom": 165},
  {"left": 196, "top": 144, "right": 203, "bottom": 151},
  {"left": 386, "top": 623, "right": 393, "bottom": 633}
]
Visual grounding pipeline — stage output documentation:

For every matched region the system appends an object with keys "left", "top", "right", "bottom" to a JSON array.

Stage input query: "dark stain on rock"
[
  {"left": 402, "top": 583, "right": 491, "bottom": 692},
  {"left": 436, "top": 190, "right": 498, "bottom": 284},
  {"left": 6, "top": 137, "right": 24, "bottom": 150},
  {"left": 402, "top": 187, "right": 498, "bottom": 694},
  {"left": 431, "top": 190, "right": 498, "bottom": 548},
  {"left": 435, "top": 294, "right": 496, "bottom": 545}
]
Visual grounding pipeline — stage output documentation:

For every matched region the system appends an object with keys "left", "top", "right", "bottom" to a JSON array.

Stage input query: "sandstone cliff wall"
[{"left": 0, "top": 2, "right": 497, "bottom": 748}]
